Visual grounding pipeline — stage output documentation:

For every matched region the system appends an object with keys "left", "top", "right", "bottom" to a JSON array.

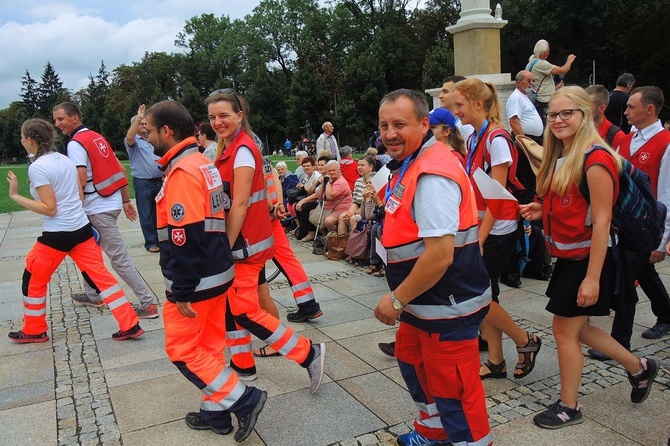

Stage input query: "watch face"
[{"left": 392, "top": 299, "right": 404, "bottom": 310}]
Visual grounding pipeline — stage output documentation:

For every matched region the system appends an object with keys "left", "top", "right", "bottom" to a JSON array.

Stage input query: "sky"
[{"left": 0, "top": 1, "right": 262, "bottom": 109}]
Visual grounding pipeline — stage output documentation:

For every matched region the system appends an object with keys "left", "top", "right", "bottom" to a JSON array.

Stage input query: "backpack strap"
[
  {"left": 605, "top": 123, "right": 621, "bottom": 147},
  {"left": 485, "top": 128, "right": 526, "bottom": 196},
  {"left": 528, "top": 58, "right": 547, "bottom": 97}
]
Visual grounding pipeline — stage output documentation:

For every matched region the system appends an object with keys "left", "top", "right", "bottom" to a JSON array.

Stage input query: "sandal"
[
  {"left": 480, "top": 359, "right": 507, "bottom": 380},
  {"left": 253, "top": 346, "right": 281, "bottom": 358},
  {"left": 372, "top": 267, "right": 386, "bottom": 278},
  {"left": 366, "top": 265, "right": 380, "bottom": 275},
  {"left": 514, "top": 332, "right": 541, "bottom": 379}
]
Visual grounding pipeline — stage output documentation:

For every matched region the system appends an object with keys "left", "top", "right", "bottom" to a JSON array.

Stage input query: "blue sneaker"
[{"left": 397, "top": 430, "right": 444, "bottom": 446}]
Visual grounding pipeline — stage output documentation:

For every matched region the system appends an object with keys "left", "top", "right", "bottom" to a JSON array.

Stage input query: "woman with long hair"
[
  {"left": 452, "top": 78, "right": 542, "bottom": 380},
  {"left": 205, "top": 89, "right": 325, "bottom": 391},
  {"left": 520, "top": 86, "right": 658, "bottom": 428},
  {"left": 7, "top": 119, "right": 143, "bottom": 343},
  {"left": 428, "top": 107, "right": 467, "bottom": 166}
]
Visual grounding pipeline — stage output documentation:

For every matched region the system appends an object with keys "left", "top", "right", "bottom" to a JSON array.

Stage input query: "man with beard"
[{"left": 145, "top": 100, "right": 266, "bottom": 442}]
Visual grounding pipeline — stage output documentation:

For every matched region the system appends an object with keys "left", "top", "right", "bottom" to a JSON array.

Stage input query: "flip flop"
[{"left": 253, "top": 346, "right": 281, "bottom": 358}]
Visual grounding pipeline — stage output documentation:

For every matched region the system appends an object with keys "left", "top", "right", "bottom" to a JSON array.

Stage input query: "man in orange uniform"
[
  {"left": 146, "top": 100, "right": 266, "bottom": 442},
  {"left": 374, "top": 89, "right": 492, "bottom": 446}
]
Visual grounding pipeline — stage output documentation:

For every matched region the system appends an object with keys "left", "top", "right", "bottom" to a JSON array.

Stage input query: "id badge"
[{"left": 385, "top": 195, "right": 401, "bottom": 215}]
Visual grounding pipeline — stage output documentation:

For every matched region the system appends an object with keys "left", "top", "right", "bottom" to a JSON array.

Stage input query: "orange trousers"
[
  {"left": 22, "top": 238, "right": 138, "bottom": 334},
  {"left": 227, "top": 261, "right": 313, "bottom": 373},
  {"left": 163, "top": 296, "right": 250, "bottom": 412},
  {"left": 270, "top": 218, "right": 320, "bottom": 314}
]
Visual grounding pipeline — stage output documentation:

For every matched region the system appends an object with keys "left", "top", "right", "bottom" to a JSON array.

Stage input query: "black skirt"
[{"left": 545, "top": 248, "right": 616, "bottom": 317}]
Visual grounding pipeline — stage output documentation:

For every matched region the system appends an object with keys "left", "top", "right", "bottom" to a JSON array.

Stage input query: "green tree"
[
  {"left": 37, "top": 62, "right": 70, "bottom": 118},
  {"left": 80, "top": 61, "right": 111, "bottom": 134},
  {"left": 0, "top": 102, "right": 28, "bottom": 160},
  {"left": 20, "top": 70, "right": 39, "bottom": 118}
]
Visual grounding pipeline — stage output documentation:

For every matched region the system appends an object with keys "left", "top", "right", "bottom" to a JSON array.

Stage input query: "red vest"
[
  {"left": 467, "top": 124, "right": 525, "bottom": 217},
  {"left": 618, "top": 129, "right": 670, "bottom": 197},
  {"left": 542, "top": 148, "right": 619, "bottom": 260},
  {"left": 382, "top": 140, "right": 491, "bottom": 333},
  {"left": 71, "top": 128, "right": 128, "bottom": 196},
  {"left": 216, "top": 131, "right": 275, "bottom": 263},
  {"left": 155, "top": 138, "right": 233, "bottom": 303}
]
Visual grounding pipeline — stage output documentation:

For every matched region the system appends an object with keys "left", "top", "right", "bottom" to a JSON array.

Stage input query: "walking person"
[
  {"left": 374, "top": 89, "right": 492, "bottom": 446},
  {"left": 205, "top": 89, "right": 325, "bottom": 391},
  {"left": 520, "top": 86, "right": 659, "bottom": 429},
  {"left": 452, "top": 78, "right": 542, "bottom": 381},
  {"left": 145, "top": 100, "right": 266, "bottom": 441},
  {"left": 53, "top": 102, "right": 158, "bottom": 320},
  {"left": 7, "top": 118, "right": 143, "bottom": 343}
]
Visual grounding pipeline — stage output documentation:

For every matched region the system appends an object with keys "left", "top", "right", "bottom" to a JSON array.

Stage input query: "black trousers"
[{"left": 610, "top": 250, "right": 670, "bottom": 348}]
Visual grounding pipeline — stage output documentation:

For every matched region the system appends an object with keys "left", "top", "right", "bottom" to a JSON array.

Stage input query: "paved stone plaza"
[{"left": 0, "top": 209, "right": 669, "bottom": 446}]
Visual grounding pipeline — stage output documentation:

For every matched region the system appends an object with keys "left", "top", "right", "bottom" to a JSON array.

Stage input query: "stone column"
[{"left": 426, "top": 1, "right": 515, "bottom": 128}]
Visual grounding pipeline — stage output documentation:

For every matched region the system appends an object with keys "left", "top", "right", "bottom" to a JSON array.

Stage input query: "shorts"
[{"left": 545, "top": 249, "right": 615, "bottom": 317}]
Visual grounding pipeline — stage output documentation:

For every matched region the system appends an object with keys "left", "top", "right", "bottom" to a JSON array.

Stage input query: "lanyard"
[
  {"left": 385, "top": 155, "right": 413, "bottom": 204},
  {"left": 465, "top": 119, "right": 489, "bottom": 175}
]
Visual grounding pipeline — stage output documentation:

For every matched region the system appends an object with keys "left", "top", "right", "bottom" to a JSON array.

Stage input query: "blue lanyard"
[
  {"left": 465, "top": 119, "right": 489, "bottom": 175},
  {"left": 385, "top": 155, "right": 413, "bottom": 204}
]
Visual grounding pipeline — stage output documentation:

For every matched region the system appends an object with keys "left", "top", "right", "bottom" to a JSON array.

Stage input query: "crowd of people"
[{"left": 4, "top": 36, "right": 670, "bottom": 445}]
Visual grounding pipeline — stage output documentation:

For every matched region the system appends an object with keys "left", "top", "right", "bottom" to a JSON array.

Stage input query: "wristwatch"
[{"left": 391, "top": 291, "right": 406, "bottom": 311}]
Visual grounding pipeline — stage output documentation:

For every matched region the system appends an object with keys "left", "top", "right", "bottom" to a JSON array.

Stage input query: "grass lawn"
[{"left": 0, "top": 155, "right": 365, "bottom": 214}]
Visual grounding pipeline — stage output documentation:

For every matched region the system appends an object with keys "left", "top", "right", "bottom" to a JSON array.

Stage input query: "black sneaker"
[
  {"left": 287, "top": 309, "right": 323, "bottom": 323},
  {"left": 628, "top": 357, "right": 659, "bottom": 403},
  {"left": 234, "top": 390, "right": 267, "bottom": 442},
  {"left": 533, "top": 400, "right": 583, "bottom": 429},
  {"left": 111, "top": 323, "right": 144, "bottom": 341},
  {"left": 378, "top": 342, "right": 395, "bottom": 357},
  {"left": 8, "top": 330, "right": 49, "bottom": 344},
  {"left": 184, "top": 412, "right": 232, "bottom": 435}
]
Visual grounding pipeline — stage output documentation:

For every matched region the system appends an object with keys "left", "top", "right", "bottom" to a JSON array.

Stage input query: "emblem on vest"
[
  {"left": 171, "top": 203, "right": 186, "bottom": 221},
  {"left": 639, "top": 152, "right": 650, "bottom": 163},
  {"left": 560, "top": 194, "right": 572, "bottom": 208},
  {"left": 200, "top": 165, "right": 223, "bottom": 190},
  {"left": 93, "top": 137, "right": 110, "bottom": 158}
]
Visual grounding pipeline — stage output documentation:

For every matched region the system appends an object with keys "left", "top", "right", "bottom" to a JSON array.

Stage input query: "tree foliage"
[{"left": 1, "top": 0, "right": 668, "bottom": 158}]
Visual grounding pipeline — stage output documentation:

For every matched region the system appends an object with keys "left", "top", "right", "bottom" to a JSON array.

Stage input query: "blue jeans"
[{"left": 133, "top": 177, "right": 162, "bottom": 249}]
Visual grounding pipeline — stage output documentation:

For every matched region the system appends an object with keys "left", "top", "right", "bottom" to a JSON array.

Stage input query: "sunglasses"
[{"left": 208, "top": 88, "right": 243, "bottom": 112}]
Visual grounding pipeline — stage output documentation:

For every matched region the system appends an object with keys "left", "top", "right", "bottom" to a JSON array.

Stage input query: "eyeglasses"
[
  {"left": 208, "top": 88, "right": 243, "bottom": 112},
  {"left": 146, "top": 126, "right": 158, "bottom": 136},
  {"left": 546, "top": 108, "right": 582, "bottom": 122}
]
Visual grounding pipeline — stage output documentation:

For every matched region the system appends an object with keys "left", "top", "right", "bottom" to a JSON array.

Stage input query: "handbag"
[
  {"left": 324, "top": 231, "right": 349, "bottom": 260},
  {"left": 286, "top": 187, "right": 306, "bottom": 204},
  {"left": 308, "top": 203, "right": 332, "bottom": 227},
  {"left": 515, "top": 135, "right": 544, "bottom": 175},
  {"left": 344, "top": 222, "right": 371, "bottom": 260}
]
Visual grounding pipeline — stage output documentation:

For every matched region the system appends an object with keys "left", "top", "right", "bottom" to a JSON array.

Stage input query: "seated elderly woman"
[
  {"left": 276, "top": 161, "right": 299, "bottom": 206},
  {"left": 319, "top": 160, "right": 352, "bottom": 233},
  {"left": 337, "top": 156, "right": 375, "bottom": 235}
]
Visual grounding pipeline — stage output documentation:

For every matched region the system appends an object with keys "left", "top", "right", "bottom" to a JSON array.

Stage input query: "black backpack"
[{"left": 580, "top": 146, "right": 666, "bottom": 252}]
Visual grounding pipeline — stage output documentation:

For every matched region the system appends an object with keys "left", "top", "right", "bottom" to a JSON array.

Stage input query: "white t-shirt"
[
  {"left": 233, "top": 146, "right": 255, "bottom": 169},
  {"left": 67, "top": 139, "right": 122, "bottom": 215},
  {"left": 29, "top": 152, "right": 89, "bottom": 232},
  {"left": 483, "top": 136, "right": 517, "bottom": 236},
  {"left": 506, "top": 88, "right": 544, "bottom": 137},
  {"left": 457, "top": 120, "right": 475, "bottom": 147},
  {"left": 413, "top": 174, "right": 461, "bottom": 238}
]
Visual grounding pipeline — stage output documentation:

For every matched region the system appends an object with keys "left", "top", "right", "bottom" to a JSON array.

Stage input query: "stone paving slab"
[{"left": 1, "top": 209, "right": 670, "bottom": 446}]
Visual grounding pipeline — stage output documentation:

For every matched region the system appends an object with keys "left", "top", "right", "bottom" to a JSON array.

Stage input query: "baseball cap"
[{"left": 429, "top": 108, "right": 457, "bottom": 129}]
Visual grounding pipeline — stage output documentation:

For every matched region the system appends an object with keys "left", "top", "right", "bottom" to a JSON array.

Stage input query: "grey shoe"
[
  {"left": 133, "top": 304, "right": 159, "bottom": 319},
  {"left": 72, "top": 293, "right": 104, "bottom": 308},
  {"left": 307, "top": 342, "right": 326, "bottom": 393},
  {"left": 234, "top": 390, "right": 267, "bottom": 442}
]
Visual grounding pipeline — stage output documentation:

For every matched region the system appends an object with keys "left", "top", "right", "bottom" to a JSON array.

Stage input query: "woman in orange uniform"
[{"left": 205, "top": 89, "right": 325, "bottom": 392}]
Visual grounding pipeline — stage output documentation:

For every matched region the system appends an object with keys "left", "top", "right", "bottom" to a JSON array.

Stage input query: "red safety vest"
[
  {"left": 155, "top": 137, "right": 234, "bottom": 303},
  {"left": 71, "top": 128, "right": 128, "bottom": 196},
  {"left": 618, "top": 129, "right": 670, "bottom": 197},
  {"left": 262, "top": 157, "right": 279, "bottom": 206},
  {"left": 542, "top": 147, "right": 620, "bottom": 260},
  {"left": 382, "top": 140, "right": 491, "bottom": 333},
  {"left": 216, "top": 130, "right": 275, "bottom": 263}
]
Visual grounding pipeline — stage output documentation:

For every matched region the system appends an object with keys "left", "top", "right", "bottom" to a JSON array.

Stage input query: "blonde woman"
[
  {"left": 453, "top": 78, "right": 541, "bottom": 381},
  {"left": 520, "top": 86, "right": 658, "bottom": 428}
]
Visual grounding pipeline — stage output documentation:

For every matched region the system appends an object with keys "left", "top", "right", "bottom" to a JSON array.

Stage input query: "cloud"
[{"left": 0, "top": 1, "right": 258, "bottom": 108}]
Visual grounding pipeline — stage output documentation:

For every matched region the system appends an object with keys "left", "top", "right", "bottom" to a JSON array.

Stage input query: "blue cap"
[{"left": 429, "top": 108, "right": 457, "bottom": 129}]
